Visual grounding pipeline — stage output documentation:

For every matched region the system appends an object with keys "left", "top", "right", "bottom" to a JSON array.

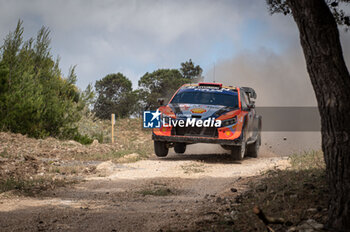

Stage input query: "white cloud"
[{"left": 0, "top": 1, "right": 251, "bottom": 89}]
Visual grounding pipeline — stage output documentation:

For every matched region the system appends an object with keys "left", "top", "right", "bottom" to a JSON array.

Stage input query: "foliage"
[
  {"left": 76, "top": 108, "right": 106, "bottom": 143},
  {"left": 80, "top": 83, "right": 95, "bottom": 110},
  {"left": 0, "top": 20, "right": 86, "bottom": 140},
  {"left": 180, "top": 59, "right": 203, "bottom": 80},
  {"left": 73, "top": 133, "right": 94, "bottom": 145},
  {"left": 138, "top": 69, "right": 189, "bottom": 110},
  {"left": 266, "top": 0, "right": 350, "bottom": 29},
  {"left": 93, "top": 73, "right": 137, "bottom": 119},
  {"left": 91, "top": 60, "right": 202, "bottom": 115},
  {"left": 0, "top": 21, "right": 203, "bottom": 141}
]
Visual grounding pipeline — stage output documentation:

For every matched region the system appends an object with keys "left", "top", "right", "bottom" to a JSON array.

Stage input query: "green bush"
[
  {"left": 73, "top": 133, "right": 93, "bottom": 145},
  {"left": 0, "top": 20, "right": 84, "bottom": 139}
]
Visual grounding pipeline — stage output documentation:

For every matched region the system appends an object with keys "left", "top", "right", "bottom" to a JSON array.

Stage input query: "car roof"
[{"left": 182, "top": 83, "right": 238, "bottom": 90}]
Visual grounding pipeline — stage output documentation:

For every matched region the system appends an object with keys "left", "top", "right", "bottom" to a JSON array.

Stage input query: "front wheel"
[
  {"left": 174, "top": 143, "right": 186, "bottom": 154},
  {"left": 154, "top": 141, "right": 169, "bottom": 157},
  {"left": 231, "top": 142, "right": 246, "bottom": 160}
]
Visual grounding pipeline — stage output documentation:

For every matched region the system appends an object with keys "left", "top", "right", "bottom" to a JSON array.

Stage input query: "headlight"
[{"left": 221, "top": 116, "right": 237, "bottom": 127}]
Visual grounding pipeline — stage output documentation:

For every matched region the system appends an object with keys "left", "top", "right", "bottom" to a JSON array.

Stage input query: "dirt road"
[{"left": 0, "top": 144, "right": 289, "bottom": 231}]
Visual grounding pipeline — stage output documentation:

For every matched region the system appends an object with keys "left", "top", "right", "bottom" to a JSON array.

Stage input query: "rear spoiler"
[{"left": 241, "top": 87, "right": 257, "bottom": 99}]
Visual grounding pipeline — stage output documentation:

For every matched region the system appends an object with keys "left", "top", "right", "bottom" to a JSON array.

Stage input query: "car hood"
[{"left": 167, "top": 103, "right": 237, "bottom": 120}]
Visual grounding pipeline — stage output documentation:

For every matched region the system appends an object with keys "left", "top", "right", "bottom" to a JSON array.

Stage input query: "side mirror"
[{"left": 157, "top": 98, "right": 165, "bottom": 106}]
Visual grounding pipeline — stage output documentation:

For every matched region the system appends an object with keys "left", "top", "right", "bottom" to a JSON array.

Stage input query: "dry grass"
[
  {"left": 0, "top": 177, "right": 75, "bottom": 196},
  {"left": 233, "top": 150, "right": 327, "bottom": 231},
  {"left": 289, "top": 150, "right": 325, "bottom": 170},
  {"left": 0, "top": 117, "right": 153, "bottom": 195},
  {"left": 137, "top": 187, "right": 174, "bottom": 196},
  {"left": 77, "top": 114, "right": 151, "bottom": 145},
  {"left": 181, "top": 163, "right": 205, "bottom": 174},
  {"left": 73, "top": 117, "right": 153, "bottom": 161}
]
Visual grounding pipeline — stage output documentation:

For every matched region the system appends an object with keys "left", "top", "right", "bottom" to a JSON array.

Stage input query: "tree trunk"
[{"left": 288, "top": 0, "right": 350, "bottom": 230}]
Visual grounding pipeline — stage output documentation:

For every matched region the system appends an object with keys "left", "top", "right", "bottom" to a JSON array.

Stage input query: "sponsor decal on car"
[{"left": 190, "top": 108, "right": 206, "bottom": 114}]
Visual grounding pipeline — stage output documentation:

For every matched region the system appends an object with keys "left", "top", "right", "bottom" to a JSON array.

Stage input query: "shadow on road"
[
  {"left": 150, "top": 153, "right": 256, "bottom": 164},
  {"left": 0, "top": 176, "right": 239, "bottom": 232},
  {"left": 148, "top": 143, "right": 257, "bottom": 164}
]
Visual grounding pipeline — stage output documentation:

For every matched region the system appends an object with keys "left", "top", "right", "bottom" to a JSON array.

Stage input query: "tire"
[
  {"left": 154, "top": 141, "right": 169, "bottom": 157},
  {"left": 174, "top": 143, "right": 186, "bottom": 154},
  {"left": 247, "top": 133, "right": 260, "bottom": 158},
  {"left": 231, "top": 142, "right": 246, "bottom": 160}
]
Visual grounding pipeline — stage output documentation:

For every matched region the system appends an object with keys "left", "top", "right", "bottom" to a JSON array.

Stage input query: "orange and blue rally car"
[{"left": 152, "top": 82, "right": 262, "bottom": 160}]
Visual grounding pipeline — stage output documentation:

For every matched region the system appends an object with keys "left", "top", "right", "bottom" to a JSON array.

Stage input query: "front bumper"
[{"left": 152, "top": 134, "right": 242, "bottom": 145}]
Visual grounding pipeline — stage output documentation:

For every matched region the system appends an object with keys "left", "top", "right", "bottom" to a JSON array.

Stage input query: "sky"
[{"left": 1, "top": 0, "right": 349, "bottom": 106}]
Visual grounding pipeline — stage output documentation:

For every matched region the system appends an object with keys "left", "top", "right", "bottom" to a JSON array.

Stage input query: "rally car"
[{"left": 152, "top": 82, "right": 262, "bottom": 160}]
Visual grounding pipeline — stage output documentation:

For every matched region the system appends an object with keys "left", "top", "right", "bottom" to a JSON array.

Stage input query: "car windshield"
[{"left": 171, "top": 88, "right": 239, "bottom": 108}]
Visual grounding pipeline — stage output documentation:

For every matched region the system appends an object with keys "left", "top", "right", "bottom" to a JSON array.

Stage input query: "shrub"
[{"left": 0, "top": 20, "right": 84, "bottom": 140}]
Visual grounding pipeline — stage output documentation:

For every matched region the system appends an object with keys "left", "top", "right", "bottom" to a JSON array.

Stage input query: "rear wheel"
[
  {"left": 231, "top": 142, "right": 246, "bottom": 160},
  {"left": 174, "top": 143, "right": 186, "bottom": 154},
  {"left": 154, "top": 141, "right": 169, "bottom": 157},
  {"left": 247, "top": 133, "right": 260, "bottom": 158}
]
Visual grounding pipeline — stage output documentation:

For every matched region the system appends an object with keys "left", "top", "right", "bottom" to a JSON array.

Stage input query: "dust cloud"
[
  {"left": 201, "top": 30, "right": 350, "bottom": 155},
  {"left": 181, "top": 27, "right": 350, "bottom": 156},
  {"left": 203, "top": 45, "right": 325, "bottom": 156},
  {"left": 206, "top": 47, "right": 317, "bottom": 107}
]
